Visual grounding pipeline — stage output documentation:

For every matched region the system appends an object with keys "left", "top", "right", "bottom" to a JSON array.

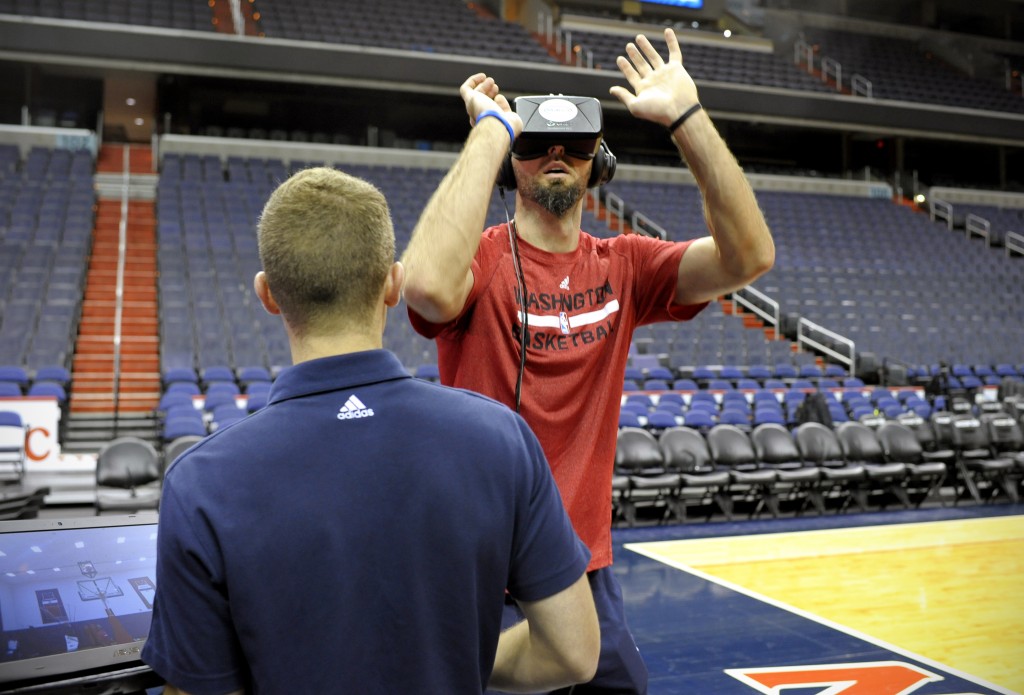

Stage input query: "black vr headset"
[{"left": 497, "top": 95, "right": 616, "bottom": 190}]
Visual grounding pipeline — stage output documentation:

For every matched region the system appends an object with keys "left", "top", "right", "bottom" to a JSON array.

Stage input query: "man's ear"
[
  {"left": 254, "top": 271, "right": 282, "bottom": 315},
  {"left": 383, "top": 261, "right": 405, "bottom": 309}
]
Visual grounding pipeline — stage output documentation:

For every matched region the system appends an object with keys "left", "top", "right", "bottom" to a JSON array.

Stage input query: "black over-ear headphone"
[{"left": 497, "top": 140, "right": 617, "bottom": 191}]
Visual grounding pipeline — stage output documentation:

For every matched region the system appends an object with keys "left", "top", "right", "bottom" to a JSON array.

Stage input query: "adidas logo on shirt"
[
  {"left": 559, "top": 276, "right": 570, "bottom": 290},
  {"left": 337, "top": 394, "right": 374, "bottom": 420}
]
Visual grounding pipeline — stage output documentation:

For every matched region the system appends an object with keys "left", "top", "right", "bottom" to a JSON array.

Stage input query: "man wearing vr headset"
[{"left": 404, "top": 28, "right": 774, "bottom": 694}]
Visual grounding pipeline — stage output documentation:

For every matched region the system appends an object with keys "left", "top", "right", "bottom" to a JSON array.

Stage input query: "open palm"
[{"left": 609, "top": 28, "right": 699, "bottom": 128}]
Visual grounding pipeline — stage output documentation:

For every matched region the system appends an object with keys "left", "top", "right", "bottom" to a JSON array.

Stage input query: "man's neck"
[
  {"left": 513, "top": 198, "right": 584, "bottom": 254},
  {"left": 288, "top": 331, "right": 382, "bottom": 366}
]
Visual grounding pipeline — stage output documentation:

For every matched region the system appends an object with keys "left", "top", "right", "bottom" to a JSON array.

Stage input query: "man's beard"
[{"left": 520, "top": 176, "right": 587, "bottom": 219}]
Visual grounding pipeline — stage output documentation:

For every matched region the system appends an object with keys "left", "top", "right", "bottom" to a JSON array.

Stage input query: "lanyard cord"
[{"left": 498, "top": 186, "right": 528, "bottom": 413}]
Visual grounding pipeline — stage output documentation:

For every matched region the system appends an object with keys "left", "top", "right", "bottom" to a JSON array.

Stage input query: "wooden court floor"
[{"left": 627, "top": 514, "right": 1024, "bottom": 694}]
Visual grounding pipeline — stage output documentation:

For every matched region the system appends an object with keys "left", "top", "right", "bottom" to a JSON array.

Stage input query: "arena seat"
[
  {"left": 948, "top": 414, "right": 1017, "bottom": 504},
  {"left": 658, "top": 426, "right": 733, "bottom": 522},
  {"left": 613, "top": 427, "right": 676, "bottom": 526},
  {"left": 793, "top": 422, "right": 868, "bottom": 513},
  {"left": 163, "top": 434, "right": 205, "bottom": 472},
  {"left": 94, "top": 437, "right": 163, "bottom": 514},
  {"left": 876, "top": 422, "right": 948, "bottom": 508},
  {"left": 706, "top": 424, "right": 780, "bottom": 518},
  {"left": 835, "top": 422, "right": 911, "bottom": 509},
  {"left": 750, "top": 422, "right": 824, "bottom": 514}
]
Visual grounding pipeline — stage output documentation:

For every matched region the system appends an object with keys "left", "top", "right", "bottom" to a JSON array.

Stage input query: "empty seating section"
[
  {"left": 571, "top": 29, "right": 834, "bottom": 94},
  {"left": 952, "top": 203, "right": 1024, "bottom": 247},
  {"left": 4, "top": 0, "right": 1016, "bottom": 117},
  {"left": 801, "top": 28, "right": 1024, "bottom": 114},
  {"left": 254, "top": 0, "right": 556, "bottom": 63},
  {"left": 607, "top": 179, "right": 1024, "bottom": 372},
  {"left": 0, "top": 144, "right": 94, "bottom": 370},
  {"left": 0, "top": 0, "right": 216, "bottom": 31},
  {"left": 156, "top": 156, "right": 456, "bottom": 376},
  {"left": 609, "top": 175, "right": 1024, "bottom": 524},
  {"left": 604, "top": 180, "right": 805, "bottom": 373},
  {"left": 616, "top": 383, "right": 958, "bottom": 435},
  {"left": 158, "top": 154, "right": 287, "bottom": 375},
  {"left": 632, "top": 304, "right": 795, "bottom": 374},
  {"left": 752, "top": 190, "right": 1024, "bottom": 370}
]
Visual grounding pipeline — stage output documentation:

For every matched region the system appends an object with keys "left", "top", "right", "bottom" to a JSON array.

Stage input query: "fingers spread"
[
  {"left": 624, "top": 43, "right": 649, "bottom": 76},
  {"left": 616, "top": 54, "right": 641, "bottom": 86},
  {"left": 636, "top": 34, "right": 664, "bottom": 68}
]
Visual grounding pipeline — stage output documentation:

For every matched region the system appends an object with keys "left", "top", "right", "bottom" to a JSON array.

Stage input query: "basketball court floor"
[
  {"left": 611, "top": 503, "right": 1024, "bottom": 695},
  {"left": 41, "top": 501, "right": 1022, "bottom": 693}
]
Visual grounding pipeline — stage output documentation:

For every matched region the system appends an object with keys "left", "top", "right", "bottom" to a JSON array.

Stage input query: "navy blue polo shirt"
[{"left": 143, "top": 349, "right": 589, "bottom": 695}]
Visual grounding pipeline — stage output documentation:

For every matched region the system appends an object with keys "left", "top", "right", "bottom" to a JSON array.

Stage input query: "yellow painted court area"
[{"left": 626, "top": 516, "right": 1024, "bottom": 694}]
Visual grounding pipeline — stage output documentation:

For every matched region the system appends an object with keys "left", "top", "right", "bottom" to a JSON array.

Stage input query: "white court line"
[{"left": 624, "top": 538, "right": 1019, "bottom": 695}]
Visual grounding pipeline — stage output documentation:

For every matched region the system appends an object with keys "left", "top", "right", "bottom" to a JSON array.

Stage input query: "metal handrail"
[
  {"left": 630, "top": 210, "right": 666, "bottom": 240},
  {"left": 537, "top": 10, "right": 593, "bottom": 69},
  {"left": 733, "top": 285, "right": 780, "bottom": 340},
  {"left": 112, "top": 145, "right": 131, "bottom": 425},
  {"left": 793, "top": 38, "right": 813, "bottom": 70},
  {"left": 229, "top": 0, "right": 244, "bottom": 35},
  {"left": 821, "top": 56, "right": 842, "bottom": 90},
  {"left": 965, "top": 213, "right": 991, "bottom": 246},
  {"left": 603, "top": 191, "right": 625, "bottom": 232},
  {"left": 930, "top": 199, "right": 953, "bottom": 230},
  {"left": 851, "top": 74, "right": 873, "bottom": 98},
  {"left": 1006, "top": 231, "right": 1024, "bottom": 257},
  {"left": 797, "top": 317, "right": 855, "bottom": 375}
]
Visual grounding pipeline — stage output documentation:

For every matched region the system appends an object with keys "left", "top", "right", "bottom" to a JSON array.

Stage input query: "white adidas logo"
[
  {"left": 559, "top": 276, "right": 570, "bottom": 290},
  {"left": 337, "top": 394, "right": 374, "bottom": 420}
]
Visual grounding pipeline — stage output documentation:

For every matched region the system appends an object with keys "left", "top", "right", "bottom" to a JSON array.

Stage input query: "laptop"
[{"left": 0, "top": 513, "right": 164, "bottom": 693}]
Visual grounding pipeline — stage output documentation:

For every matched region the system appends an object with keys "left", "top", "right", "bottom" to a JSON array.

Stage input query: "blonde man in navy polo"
[{"left": 142, "top": 167, "right": 599, "bottom": 695}]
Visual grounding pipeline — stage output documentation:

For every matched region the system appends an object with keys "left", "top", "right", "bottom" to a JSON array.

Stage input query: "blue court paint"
[{"left": 610, "top": 504, "right": 1023, "bottom": 695}]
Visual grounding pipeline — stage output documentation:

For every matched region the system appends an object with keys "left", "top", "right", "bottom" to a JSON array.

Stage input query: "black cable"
[{"left": 498, "top": 185, "right": 528, "bottom": 413}]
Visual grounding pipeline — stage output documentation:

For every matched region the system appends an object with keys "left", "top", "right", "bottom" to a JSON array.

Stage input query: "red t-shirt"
[{"left": 409, "top": 225, "right": 706, "bottom": 569}]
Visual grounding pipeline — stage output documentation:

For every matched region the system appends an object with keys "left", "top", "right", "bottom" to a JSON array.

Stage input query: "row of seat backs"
[
  {"left": 918, "top": 411, "right": 1024, "bottom": 455},
  {"left": 97, "top": 434, "right": 206, "bottom": 486},
  {"left": 163, "top": 365, "right": 272, "bottom": 389},
  {"left": 94, "top": 434, "right": 204, "bottom": 512},
  {"left": 0, "top": 365, "right": 70, "bottom": 386},
  {"left": 616, "top": 415, "right": 1024, "bottom": 476}
]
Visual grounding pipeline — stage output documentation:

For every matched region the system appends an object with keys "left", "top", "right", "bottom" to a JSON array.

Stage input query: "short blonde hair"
[{"left": 257, "top": 167, "right": 395, "bottom": 335}]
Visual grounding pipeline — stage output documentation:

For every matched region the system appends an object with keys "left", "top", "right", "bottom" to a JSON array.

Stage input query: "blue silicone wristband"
[{"left": 475, "top": 110, "right": 515, "bottom": 147}]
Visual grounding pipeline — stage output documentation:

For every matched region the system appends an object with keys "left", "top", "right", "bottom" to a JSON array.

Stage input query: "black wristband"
[{"left": 667, "top": 103, "right": 703, "bottom": 133}]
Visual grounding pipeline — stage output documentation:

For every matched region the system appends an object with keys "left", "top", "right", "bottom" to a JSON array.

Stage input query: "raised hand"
[
  {"left": 609, "top": 28, "right": 699, "bottom": 128},
  {"left": 460, "top": 73, "right": 523, "bottom": 136}
]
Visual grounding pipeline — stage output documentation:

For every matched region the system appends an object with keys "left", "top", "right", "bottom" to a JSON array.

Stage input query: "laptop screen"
[{"left": 0, "top": 514, "right": 160, "bottom": 689}]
